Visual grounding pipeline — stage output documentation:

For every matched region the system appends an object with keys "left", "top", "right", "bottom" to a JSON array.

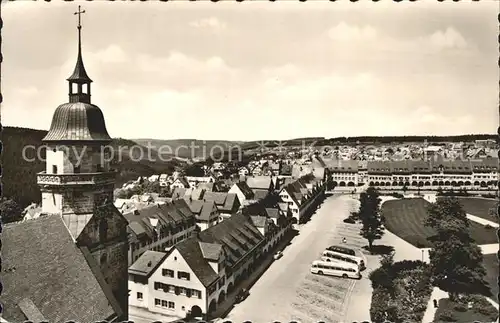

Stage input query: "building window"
[
  {"left": 74, "top": 165, "right": 81, "bottom": 173},
  {"left": 52, "top": 165, "right": 58, "bottom": 174},
  {"left": 162, "top": 269, "right": 174, "bottom": 277},
  {"left": 155, "top": 298, "right": 161, "bottom": 306},
  {"left": 178, "top": 271, "right": 190, "bottom": 280},
  {"left": 161, "top": 300, "right": 168, "bottom": 307},
  {"left": 168, "top": 301, "right": 175, "bottom": 309},
  {"left": 137, "top": 292, "right": 143, "bottom": 300}
]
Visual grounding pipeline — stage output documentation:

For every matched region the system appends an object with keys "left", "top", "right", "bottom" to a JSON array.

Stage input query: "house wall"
[
  {"left": 228, "top": 185, "right": 245, "bottom": 206},
  {"left": 147, "top": 249, "right": 208, "bottom": 319},
  {"left": 279, "top": 189, "right": 300, "bottom": 222},
  {"left": 129, "top": 279, "right": 149, "bottom": 308}
]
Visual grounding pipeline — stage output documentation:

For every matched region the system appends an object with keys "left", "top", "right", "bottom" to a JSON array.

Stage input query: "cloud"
[
  {"left": 189, "top": 17, "right": 226, "bottom": 32},
  {"left": 95, "top": 44, "right": 129, "bottom": 64},
  {"left": 324, "top": 23, "right": 471, "bottom": 56},
  {"left": 14, "top": 86, "right": 39, "bottom": 96},
  {"left": 428, "top": 27, "right": 468, "bottom": 50},
  {"left": 327, "top": 22, "right": 378, "bottom": 42},
  {"left": 134, "top": 51, "right": 238, "bottom": 90},
  {"left": 411, "top": 106, "right": 473, "bottom": 129}
]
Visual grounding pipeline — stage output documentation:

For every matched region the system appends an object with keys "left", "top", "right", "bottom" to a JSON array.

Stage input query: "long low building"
[
  {"left": 128, "top": 214, "right": 266, "bottom": 321},
  {"left": 327, "top": 158, "right": 498, "bottom": 189},
  {"left": 124, "top": 199, "right": 198, "bottom": 265},
  {"left": 278, "top": 173, "right": 326, "bottom": 223}
]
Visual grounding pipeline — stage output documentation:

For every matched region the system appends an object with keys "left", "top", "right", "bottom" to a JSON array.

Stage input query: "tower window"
[
  {"left": 100, "top": 253, "right": 107, "bottom": 266},
  {"left": 52, "top": 165, "right": 58, "bottom": 174},
  {"left": 74, "top": 165, "right": 81, "bottom": 173},
  {"left": 99, "top": 218, "right": 108, "bottom": 242}
]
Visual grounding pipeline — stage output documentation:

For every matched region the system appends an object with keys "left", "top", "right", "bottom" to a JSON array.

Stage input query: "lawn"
[
  {"left": 433, "top": 296, "right": 498, "bottom": 323},
  {"left": 483, "top": 254, "right": 499, "bottom": 303},
  {"left": 455, "top": 197, "right": 498, "bottom": 224},
  {"left": 381, "top": 198, "right": 498, "bottom": 248}
]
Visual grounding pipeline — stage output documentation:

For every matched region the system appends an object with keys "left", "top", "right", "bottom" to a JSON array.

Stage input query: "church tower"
[{"left": 37, "top": 6, "right": 129, "bottom": 317}]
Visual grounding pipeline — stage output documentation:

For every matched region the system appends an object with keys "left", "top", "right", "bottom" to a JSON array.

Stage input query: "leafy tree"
[
  {"left": 425, "top": 197, "right": 488, "bottom": 301},
  {"left": 358, "top": 187, "right": 385, "bottom": 250},
  {"left": 0, "top": 198, "right": 24, "bottom": 224},
  {"left": 159, "top": 186, "right": 171, "bottom": 198},
  {"left": 488, "top": 203, "right": 498, "bottom": 219},
  {"left": 185, "top": 163, "right": 205, "bottom": 177},
  {"left": 141, "top": 180, "right": 161, "bottom": 194}
]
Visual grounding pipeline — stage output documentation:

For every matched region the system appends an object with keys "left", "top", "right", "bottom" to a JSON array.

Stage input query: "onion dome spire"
[
  {"left": 42, "top": 6, "right": 111, "bottom": 143},
  {"left": 67, "top": 5, "right": 92, "bottom": 104}
]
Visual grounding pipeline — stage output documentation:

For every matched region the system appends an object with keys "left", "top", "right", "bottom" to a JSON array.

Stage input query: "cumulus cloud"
[
  {"left": 327, "top": 22, "right": 378, "bottom": 42},
  {"left": 95, "top": 44, "right": 129, "bottom": 64},
  {"left": 189, "top": 17, "right": 226, "bottom": 32},
  {"left": 428, "top": 27, "right": 468, "bottom": 50},
  {"left": 325, "top": 23, "right": 471, "bottom": 56}
]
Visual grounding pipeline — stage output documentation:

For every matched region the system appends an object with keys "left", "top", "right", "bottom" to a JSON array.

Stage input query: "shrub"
[
  {"left": 438, "top": 309, "right": 456, "bottom": 322},
  {"left": 453, "top": 302, "right": 467, "bottom": 312},
  {"left": 471, "top": 296, "right": 497, "bottom": 316}
]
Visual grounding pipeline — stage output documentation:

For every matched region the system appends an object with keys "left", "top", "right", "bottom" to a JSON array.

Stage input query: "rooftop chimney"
[{"left": 147, "top": 261, "right": 152, "bottom": 267}]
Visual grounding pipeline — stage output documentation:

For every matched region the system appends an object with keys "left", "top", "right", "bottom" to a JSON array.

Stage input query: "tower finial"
[
  {"left": 74, "top": 6, "right": 85, "bottom": 58},
  {"left": 67, "top": 5, "right": 92, "bottom": 103},
  {"left": 75, "top": 5, "right": 85, "bottom": 30}
]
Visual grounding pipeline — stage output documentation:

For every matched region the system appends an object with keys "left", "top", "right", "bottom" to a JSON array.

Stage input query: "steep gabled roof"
[
  {"left": 174, "top": 237, "right": 220, "bottom": 287},
  {"left": 246, "top": 176, "right": 273, "bottom": 190},
  {"left": 1, "top": 215, "right": 119, "bottom": 322},
  {"left": 235, "top": 181, "right": 255, "bottom": 199}
]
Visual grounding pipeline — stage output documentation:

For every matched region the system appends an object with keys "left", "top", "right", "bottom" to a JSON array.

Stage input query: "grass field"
[
  {"left": 483, "top": 254, "right": 499, "bottom": 302},
  {"left": 381, "top": 198, "right": 498, "bottom": 248},
  {"left": 455, "top": 197, "right": 498, "bottom": 224}
]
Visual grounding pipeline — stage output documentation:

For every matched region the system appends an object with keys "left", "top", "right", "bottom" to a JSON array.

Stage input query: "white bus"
[
  {"left": 322, "top": 250, "right": 365, "bottom": 270},
  {"left": 310, "top": 260, "right": 361, "bottom": 279}
]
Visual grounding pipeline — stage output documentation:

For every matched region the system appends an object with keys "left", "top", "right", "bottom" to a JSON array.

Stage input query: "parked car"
[
  {"left": 235, "top": 288, "right": 249, "bottom": 303},
  {"left": 343, "top": 217, "right": 356, "bottom": 224},
  {"left": 273, "top": 251, "right": 283, "bottom": 260}
]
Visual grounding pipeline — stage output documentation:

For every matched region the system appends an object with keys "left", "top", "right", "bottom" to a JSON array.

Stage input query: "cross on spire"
[{"left": 74, "top": 5, "right": 85, "bottom": 29}]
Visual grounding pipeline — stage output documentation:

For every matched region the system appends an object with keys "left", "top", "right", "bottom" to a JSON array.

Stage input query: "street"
[{"left": 224, "top": 194, "right": 370, "bottom": 322}]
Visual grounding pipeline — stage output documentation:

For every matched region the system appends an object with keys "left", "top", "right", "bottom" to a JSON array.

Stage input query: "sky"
[{"left": 1, "top": 1, "right": 498, "bottom": 141}]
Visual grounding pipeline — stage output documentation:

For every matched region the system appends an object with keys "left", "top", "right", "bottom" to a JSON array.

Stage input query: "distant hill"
[
  {"left": 1, "top": 127, "right": 184, "bottom": 207},
  {"left": 132, "top": 139, "right": 244, "bottom": 160}
]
